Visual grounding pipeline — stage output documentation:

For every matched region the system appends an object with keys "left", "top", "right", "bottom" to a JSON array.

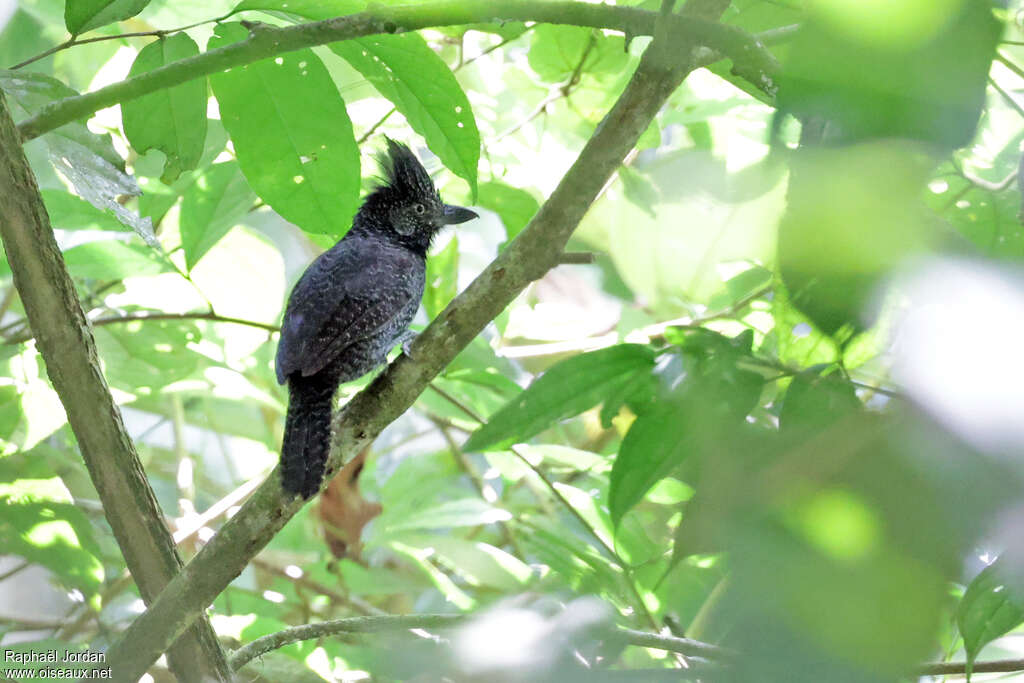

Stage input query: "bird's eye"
[{"left": 413, "top": 203, "right": 426, "bottom": 214}]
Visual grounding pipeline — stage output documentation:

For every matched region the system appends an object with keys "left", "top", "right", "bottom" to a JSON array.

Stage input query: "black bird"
[{"left": 276, "top": 139, "right": 478, "bottom": 498}]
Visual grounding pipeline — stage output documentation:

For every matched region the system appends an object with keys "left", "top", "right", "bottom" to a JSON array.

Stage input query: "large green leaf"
[
  {"left": 608, "top": 403, "right": 690, "bottom": 528},
  {"left": 527, "top": 25, "right": 628, "bottom": 83},
  {"left": 332, "top": 34, "right": 479, "bottom": 196},
  {"left": 64, "top": 0, "right": 151, "bottom": 35},
  {"left": 63, "top": 240, "right": 170, "bottom": 280},
  {"left": 463, "top": 344, "right": 657, "bottom": 452},
  {"left": 776, "top": 0, "right": 999, "bottom": 147},
  {"left": 477, "top": 180, "right": 539, "bottom": 243},
  {"left": 122, "top": 33, "right": 207, "bottom": 183},
  {"left": 208, "top": 22, "right": 360, "bottom": 237},
  {"left": 94, "top": 319, "right": 206, "bottom": 392},
  {"left": 958, "top": 558, "right": 1024, "bottom": 672},
  {"left": 179, "top": 161, "right": 257, "bottom": 270},
  {"left": 0, "top": 499, "right": 103, "bottom": 596},
  {"left": 239, "top": 0, "right": 480, "bottom": 195}
]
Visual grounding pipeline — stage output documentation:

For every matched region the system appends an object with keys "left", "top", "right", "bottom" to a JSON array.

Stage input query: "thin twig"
[
  {"left": 3, "top": 310, "right": 278, "bottom": 345},
  {"left": 357, "top": 107, "right": 396, "bottom": 145},
  {"left": 495, "top": 32, "right": 597, "bottom": 142},
  {"left": 557, "top": 251, "right": 596, "bottom": 264},
  {"left": 990, "top": 76, "right": 1024, "bottom": 121},
  {"left": 0, "top": 560, "right": 29, "bottom": 583},
  {"left": 9, "top": 12, "right": 236, "bottom": 70}
]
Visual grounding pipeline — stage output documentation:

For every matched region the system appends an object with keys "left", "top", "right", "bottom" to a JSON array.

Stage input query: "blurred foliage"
[{"left": 4, "top": 0, "right": 1024, "bottom": 681}]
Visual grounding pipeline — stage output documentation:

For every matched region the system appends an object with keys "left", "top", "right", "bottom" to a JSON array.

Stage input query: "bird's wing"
[{"left": 275, "top": 241, "right": 421, "bottom": 384}]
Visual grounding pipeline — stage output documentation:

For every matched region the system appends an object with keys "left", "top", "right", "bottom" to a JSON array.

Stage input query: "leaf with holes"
[
  {"left": 237, "top": 0, "right": 479, "bottom": 195},
  {"left": 209, "top": 23, "right": 360, "bottom": 237},
  {"left": 332, "top": 34, "right": 479, "bottom": 196}
]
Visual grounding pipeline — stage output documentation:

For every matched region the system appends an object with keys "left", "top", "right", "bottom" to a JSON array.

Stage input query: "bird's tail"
[{"left": 281, "top": 373, "right": 337, "bottom": 498}]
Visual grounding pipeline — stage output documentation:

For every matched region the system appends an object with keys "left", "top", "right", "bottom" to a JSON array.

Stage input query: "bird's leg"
[{"left": 396, "top": 330, "right": 418, "bottom": 358}]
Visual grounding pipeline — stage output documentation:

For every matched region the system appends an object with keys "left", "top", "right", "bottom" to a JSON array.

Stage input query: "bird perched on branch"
[{"left": 276, "top": 139, "right": 478, "bottom": 498}]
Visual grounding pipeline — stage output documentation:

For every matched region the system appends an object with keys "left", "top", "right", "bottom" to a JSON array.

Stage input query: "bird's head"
[{"left": 358, "top": 138, "right": 477, "bottom": 252}]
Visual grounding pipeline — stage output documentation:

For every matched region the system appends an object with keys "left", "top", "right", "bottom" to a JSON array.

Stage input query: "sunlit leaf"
[
  {"left": 958, "top": 557, "right": 1024, "bottom": 671},
  {"left": 179, "top": 161, "right": 257, "bottom": 270},
  {"left": 463, "top": 344, "right": 657, "bottom": 452},
  {"left": 64, "top": 0, "right": 151, "bottom": 34},
  {"left": 63, "top": 240, "right": 169, "bottom": 280},
  {"left": 209, "top": 23, "right": 360, "bottom": 237},
  {"left": 122, "top": 33, "right": 207, "bottom": 183},
  {"left": 478, "top": 180, "right": 540, "bottom": 243}
]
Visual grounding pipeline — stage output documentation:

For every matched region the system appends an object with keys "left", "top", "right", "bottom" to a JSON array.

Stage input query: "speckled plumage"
[{"left": 276, "top": 140, "right": 477, "bottom": 498}]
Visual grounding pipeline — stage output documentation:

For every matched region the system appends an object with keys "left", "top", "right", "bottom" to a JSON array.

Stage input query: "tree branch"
[
  {"left": 96, "top": 18, "right": 710, "bottom": 679},
  {"left": 1, "top": 309, "right": 279, "bottom": 345},
  {"left": 0, "top": 92, "right": 231, "bottom": 680},
  {"left": 227, "top": 613, "right": 736, "bottom": 671},
  {"left": 17, "top": 0, "right": 779, "bottom": 142}
]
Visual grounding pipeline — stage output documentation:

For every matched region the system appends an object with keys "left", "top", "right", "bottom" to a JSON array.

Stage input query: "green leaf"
[
  {"left": 122, "top": 33, "right": 207, "bottom": 183},
  {"left": 64, "top": 0, "right": 151, "bottom": 35},
  {"left": 94, "top": 318, "right": 206, "bottom": 392},
  {"left": 477, "top": 180, "right": 539, "bottom": 243},
  {"left": 42, "top": 190, "right": 132, "bottom": 232},
  {"left": 779, "top": 371, "right": 861, "bottom": 437},
  {"left": 423, "top": 235, "right": 459, "bottom": 319},
  {"left": 208, "top": 23, "right": 360, "bottom": 237},
  {"left": 63, "top": 240, "right": 169, "bottom": 280},
  {"left": 240, "top": 0, "right": 480, "bottom": 195},
  {"left": 463, "top": 344, "right": 657, "bottom": 452},
  {"left": 0, "top": 500, "right": 103, "bottom": 596},
  {"left": 528, "top": 25, "right": 628, "bottom": 83},
  {"left": 179, "top": 161, "right": 257, "bottom": 270},
  {"left": 379, "top": 498, "right": 511, "bottom": 533},
  {"left": 608, "top": 403, "right": 690, "bottom": 528},
  {"left": 958, "top": 558, "right": 1024, "bottom": 671},
  {"left": 332, "top": 35, "right": 480, "bottom": 196},
  {"left": 393, "top": 535, "right": 532, "bottom": 590},
  {"left": 776, "top": 0, "right": 998, "bottom": 147},
  {"left": 0, "top": 70, "right": 156, "bottom": 246},
  {"left": 0, "top": 384, "right": 21, "bottom": 441}
]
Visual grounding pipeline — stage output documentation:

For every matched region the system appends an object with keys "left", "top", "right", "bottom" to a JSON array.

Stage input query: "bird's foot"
[{"left": 397, "top": 330, "right": 418, "bottom": 359}]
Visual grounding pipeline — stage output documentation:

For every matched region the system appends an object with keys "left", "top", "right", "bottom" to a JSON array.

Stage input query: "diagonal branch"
[
  {"left": 0, "top": 94, "right": 231, "bottom": 680},
  {"left": 96, "top": 12, "right": 716, "bottom": 680},
  {"left": 17, "top": 0, "right": 779, "bottom": 142}
]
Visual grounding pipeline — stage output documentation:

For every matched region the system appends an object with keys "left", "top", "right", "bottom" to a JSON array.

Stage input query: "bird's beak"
[{"left": 441, "top": 204, "right": 478, "bottom": 225}]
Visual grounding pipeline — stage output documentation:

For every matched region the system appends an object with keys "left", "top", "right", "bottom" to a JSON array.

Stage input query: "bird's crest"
[{"left": 375, "top": 138, "right": 438, "bottom": 202}]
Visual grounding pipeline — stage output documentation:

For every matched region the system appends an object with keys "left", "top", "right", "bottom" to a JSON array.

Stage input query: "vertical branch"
[{"left": 0, "top": 90, "right": 231, "bottom": 682}]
